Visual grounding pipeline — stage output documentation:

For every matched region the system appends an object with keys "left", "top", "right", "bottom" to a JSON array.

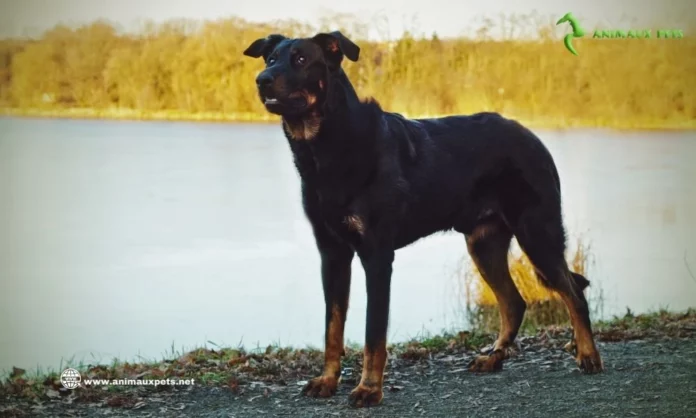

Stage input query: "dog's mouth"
[
  {"left": 263, "top": 95, "right": 281, "bottom": 106},
  {"left": 262, "top": 91, "right": 311, "bottom": 114}
]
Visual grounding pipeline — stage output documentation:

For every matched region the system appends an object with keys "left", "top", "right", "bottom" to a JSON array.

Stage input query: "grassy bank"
[
  {"left": 1, "top": 309, "right": 694, "bottom": 404},
  {"left": 1, "top": 15, "right": 694, "bottom": 130}
]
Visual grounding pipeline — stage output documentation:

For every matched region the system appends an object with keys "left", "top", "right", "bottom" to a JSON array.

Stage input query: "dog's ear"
[
  {"left": 243, "top": 34, "right": 286, "bottom": 59},
  {"left": 311, "top": 31, "right": 360, "bottom": 68}
]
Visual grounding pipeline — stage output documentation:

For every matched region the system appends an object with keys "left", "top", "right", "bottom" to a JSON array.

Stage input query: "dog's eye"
[
  {"left": 295, "top": 55, "right": 307, "bottom": 65},
  {"left": 267, "top": 57, "right": 276, "bottom": 65}
]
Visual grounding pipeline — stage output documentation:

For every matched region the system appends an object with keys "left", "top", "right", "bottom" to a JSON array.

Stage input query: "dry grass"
[
  {"left": 464, "top": 238, "right": 600, "bottom": 332},
  {"left": 1, "top": 14, "right": 694, "bottom": 129}
]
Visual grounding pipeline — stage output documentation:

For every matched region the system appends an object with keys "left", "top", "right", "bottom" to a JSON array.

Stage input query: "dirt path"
[{"left": 4, "top": 336, "right": 696, "bottom": 418}]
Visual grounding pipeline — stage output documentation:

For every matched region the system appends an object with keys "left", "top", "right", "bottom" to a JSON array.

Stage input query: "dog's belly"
[
  {"left": 393, "top": 227, "right": 440, "bottom": 249},
  {"left": 390, "top": 191, "right": 493, "bottom": 249},
  {"left": 392, "top": 216, "right": 457, "bottom": 249}
]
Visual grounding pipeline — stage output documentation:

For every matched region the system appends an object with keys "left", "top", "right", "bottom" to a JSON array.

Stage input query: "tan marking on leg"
[
  {"left": 543, "top": 266, "right": 602, "bottom": 373},
  {"left": 492, "top": 285, "right": 526, "bottom": 350},
  {"left": 324, "top": 303, "right": 344, "bottom": 379},
  {"left": 466, "top": 224, "right": 524, "bottom": 373},
  {"left": 361, "top": 340, "right": 387, "bottom": 385},
  {"left": 466, "top": 222, "right": 500, "bottom": 245},
  {"left": 558, "top": 291, "right": 603, "bottom": 373},
  {"left": 349, "top": 339, "right": 386, "bottom": 407},
  {"left": 344, "top": 215, "right": 365, "bottom": 235},
  {"left": 302, "top": 303, "right": 345, "bottom": 398},
  {"left": 466, "top": 226, "right": 525, "bottom": 349}
]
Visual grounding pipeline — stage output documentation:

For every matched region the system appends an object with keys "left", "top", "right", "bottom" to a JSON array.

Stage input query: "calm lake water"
[{"left": 1, "top": 117, "right": 695, "bottom": 372}]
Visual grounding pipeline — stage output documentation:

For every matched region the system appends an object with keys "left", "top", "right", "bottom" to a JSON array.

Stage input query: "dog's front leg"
[
  {"left": 302, "top": 243, "right": 354, "bottom": 398},
  {"left": 348, "top": 245, "right": 394, "bottom": 407}
]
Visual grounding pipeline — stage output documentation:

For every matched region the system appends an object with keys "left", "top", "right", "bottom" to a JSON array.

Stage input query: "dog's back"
[{"left": 344, "top": 105, "right": 564, "bottom": 248}]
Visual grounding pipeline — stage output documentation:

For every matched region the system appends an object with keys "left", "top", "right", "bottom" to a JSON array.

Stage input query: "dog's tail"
[{"left": 570, "top": 272, "right": 590, "bottom": 292}]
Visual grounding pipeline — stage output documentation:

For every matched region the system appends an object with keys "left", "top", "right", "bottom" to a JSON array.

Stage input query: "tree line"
[{"left": 0, "top": 16, "right": 693, "bottom": 126}]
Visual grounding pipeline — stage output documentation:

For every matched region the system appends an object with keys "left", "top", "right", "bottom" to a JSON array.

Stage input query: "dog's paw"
[
  {"left": 576, "top": 351, "right": 604, "bottom": 374},
  {"left": 348, "top": 383, "right": 383, "bottom": 408},
  {"left": 301, "top": 376, "right": 338, "bottom": 398},
  {"left": 467, "top": 349, "right": 506, "bottom": 373}
]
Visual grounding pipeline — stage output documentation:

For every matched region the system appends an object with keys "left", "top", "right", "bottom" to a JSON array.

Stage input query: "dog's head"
[{"left": 243, "top": 31, "right": 360, "bottom": 116}]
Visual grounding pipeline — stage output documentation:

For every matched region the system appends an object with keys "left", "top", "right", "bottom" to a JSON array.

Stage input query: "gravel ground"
[{"left": 3, "top": 336, "right": 696, "bottom": 418}]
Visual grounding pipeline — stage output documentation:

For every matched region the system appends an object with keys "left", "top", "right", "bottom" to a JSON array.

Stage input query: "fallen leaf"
[{"left": 229, "top": 379, "right": 240, "bottom": 394}]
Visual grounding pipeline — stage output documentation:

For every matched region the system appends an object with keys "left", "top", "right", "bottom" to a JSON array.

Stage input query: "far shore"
[{"left": 2, "top": 107, "right": 695, "bottom": 131}]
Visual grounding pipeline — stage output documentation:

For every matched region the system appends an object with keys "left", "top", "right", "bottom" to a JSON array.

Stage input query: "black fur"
[{"left": 243, "top": 31, "right": 601, "bottom": 405}]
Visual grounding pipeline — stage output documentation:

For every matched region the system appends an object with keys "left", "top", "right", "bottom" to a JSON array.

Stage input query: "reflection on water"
[{"left": 0, "top": 117, "right": 694, "bottom": 371}]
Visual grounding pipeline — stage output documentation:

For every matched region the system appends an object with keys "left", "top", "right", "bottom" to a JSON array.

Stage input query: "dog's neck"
[
  {"left": 326, "top": 68, "right": 360, "bottom": 111},
  {"left": 282, "top": 69, "right": 359, "bottom": 141}
]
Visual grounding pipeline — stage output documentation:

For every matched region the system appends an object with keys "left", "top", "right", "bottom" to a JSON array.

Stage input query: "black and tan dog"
[{"left": 243, "top": 31, "right": 603, "bottom": 407}]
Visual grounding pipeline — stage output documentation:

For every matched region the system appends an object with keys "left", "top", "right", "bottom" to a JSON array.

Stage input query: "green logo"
[
  {"left": 557, "top": 12, "right": 685, "bottom": 56},
  {"left": 556, "top": 12, "right": 585, "bottom": 56}
]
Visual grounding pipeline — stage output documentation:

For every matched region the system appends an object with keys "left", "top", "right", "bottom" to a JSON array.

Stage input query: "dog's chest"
[
  {"left": 293, "top": 139, "right": 375, "bottom": 239},
  {"left": 309, "top": 174, "right": 369, "bottom": 241},
  {"left": 303, "top": 144, "right": 366, "bottom": 203},
  {"left": 313, "top": 182, "right": 360, "bottom": 222}
]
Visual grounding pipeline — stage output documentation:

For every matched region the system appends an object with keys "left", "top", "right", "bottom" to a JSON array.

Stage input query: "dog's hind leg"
[
  {"left": 564, "top": 271, "right": 591, "bottom": 354},
  {"left": 463, "top": 218, "right": 526, "bottom": 373},
  {"left": 512, "top": 209, "right": 603, "bottom": 374}
]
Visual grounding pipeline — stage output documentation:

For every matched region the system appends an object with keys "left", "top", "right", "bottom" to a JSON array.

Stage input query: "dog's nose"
[{"left": 256, "top": 74, "right": 274, "bottom": 89}]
